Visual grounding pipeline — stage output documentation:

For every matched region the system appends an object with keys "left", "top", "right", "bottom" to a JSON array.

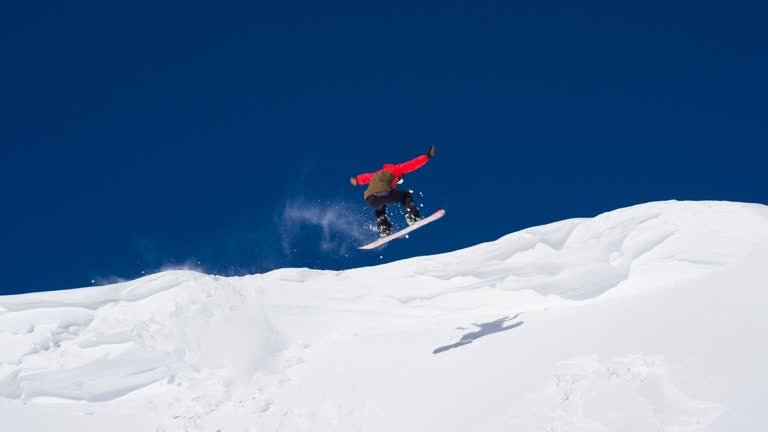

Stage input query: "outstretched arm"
[{"left": 392, "top": 145, "right": 435, "bottom": 176}]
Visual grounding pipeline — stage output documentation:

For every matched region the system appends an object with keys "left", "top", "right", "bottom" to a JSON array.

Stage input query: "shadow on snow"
[{"left": 433, "top": 314, "right": 524, "bottom": 354}]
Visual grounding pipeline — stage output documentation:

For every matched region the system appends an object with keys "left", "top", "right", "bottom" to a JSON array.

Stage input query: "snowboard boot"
[
  {"left": 404, "top": 206, "right": 422, "bottom": 226},
  {"left": 377, "top": 216, "right": 393, "bottom": 238}
]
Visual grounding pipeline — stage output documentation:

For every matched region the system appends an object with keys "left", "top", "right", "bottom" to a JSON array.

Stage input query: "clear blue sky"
[{"left": 2, "top": 1, "right": 766, "bottom": 294}]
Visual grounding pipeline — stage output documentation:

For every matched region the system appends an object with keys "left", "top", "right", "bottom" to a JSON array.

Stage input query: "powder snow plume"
[{"left": 278, "top": 199, "right": 374, "bottom": 253}]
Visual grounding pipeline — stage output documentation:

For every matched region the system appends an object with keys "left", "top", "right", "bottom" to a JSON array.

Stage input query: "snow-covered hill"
[{"left": 2, "top": 200, "right": 767, "bottom": 431}]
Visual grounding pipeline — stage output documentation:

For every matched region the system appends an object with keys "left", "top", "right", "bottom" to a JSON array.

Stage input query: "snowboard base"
[{"left": 358, "top": 209, "right": 445, "bottom": 250}]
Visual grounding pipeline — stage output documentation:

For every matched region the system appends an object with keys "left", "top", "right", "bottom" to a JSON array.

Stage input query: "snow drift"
[{"left": 1, "top": 200, "right": 767, "bottom": 431}]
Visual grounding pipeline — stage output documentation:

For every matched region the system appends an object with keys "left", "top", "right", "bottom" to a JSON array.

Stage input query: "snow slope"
[{"left": 1, "top": 200, "right": 767, "bottom": 431}]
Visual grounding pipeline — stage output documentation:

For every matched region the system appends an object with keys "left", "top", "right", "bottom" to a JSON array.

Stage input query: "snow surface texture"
[{"left": 1, "top": 200, "right": 767, "bottom": 431}]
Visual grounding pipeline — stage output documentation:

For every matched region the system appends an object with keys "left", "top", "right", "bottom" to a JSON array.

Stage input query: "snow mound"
[
  {"left": 511, "top": 354, "right": 724, "bottom": 431},
  {"left": 0, "top": 272, "right": 279, "bottom": 403},
  {"left": 1, "top": 200, "right": 767, "bottom": 431}
]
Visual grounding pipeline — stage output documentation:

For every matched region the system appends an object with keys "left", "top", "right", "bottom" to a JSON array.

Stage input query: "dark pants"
[{"left": 365, "top": 190, "right": 420, "bottom": 221}]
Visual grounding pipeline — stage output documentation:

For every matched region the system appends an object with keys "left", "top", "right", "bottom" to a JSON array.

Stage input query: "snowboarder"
[{"left": 350, "top": 145, "right": 436, "bottom": 237}]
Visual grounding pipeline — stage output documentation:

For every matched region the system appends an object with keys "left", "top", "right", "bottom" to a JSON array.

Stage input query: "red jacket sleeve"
[
  {"left": 391, "top": 154, "right": 429, "bottom": 177},
  {"left": 356, "top": 172, "right": 375, "bottom": 185}
]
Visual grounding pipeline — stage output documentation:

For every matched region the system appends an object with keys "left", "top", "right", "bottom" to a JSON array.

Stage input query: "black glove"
[{"left": 426, "top": 145, "right": 435, "bottom": 159}]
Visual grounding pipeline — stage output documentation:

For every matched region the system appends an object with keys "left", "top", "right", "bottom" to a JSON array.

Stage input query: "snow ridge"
[{"left": 1, "top": 200, "right": 767, "bottom": 431}]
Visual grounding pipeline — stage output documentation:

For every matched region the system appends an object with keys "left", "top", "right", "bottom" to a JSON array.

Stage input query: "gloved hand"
[
  {"left": 350, "top": 176, "right": 358, "bottom": 186},
  {"left": 426, "top": 145, "right": 436, "bottom": 159}
]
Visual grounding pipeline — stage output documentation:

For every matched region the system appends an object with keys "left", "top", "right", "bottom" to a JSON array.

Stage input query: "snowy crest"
[{"left": 1, "top": 200, "right": 768, "bottom": 431}]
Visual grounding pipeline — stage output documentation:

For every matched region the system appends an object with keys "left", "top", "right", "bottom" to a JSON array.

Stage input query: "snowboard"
[{"left": 358, "top": 209, "right": 445, "bottom": 250}]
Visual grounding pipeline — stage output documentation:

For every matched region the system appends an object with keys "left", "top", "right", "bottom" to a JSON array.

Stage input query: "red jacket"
[
  {"left": 355, "top": 154, "right": 430, "bottom": 187},
  {"left": 355, "top": 154, "right": 430, "bottom": 200}
]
